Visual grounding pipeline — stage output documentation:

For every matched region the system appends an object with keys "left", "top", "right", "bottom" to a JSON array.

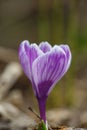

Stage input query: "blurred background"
[{"left": 0, "top": 1, "right": 87, "bottom": 126}]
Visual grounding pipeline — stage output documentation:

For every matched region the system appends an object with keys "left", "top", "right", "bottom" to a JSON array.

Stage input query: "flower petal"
[
  {"left": 39, "top": 42, "right": 52, "bottom": 53},
  {"left": 60, "top": 45, "right": 72, "bottom": 72},
  {"left": 18, "top": 40, "right": 31, "bottom": 80},
  {"left": 18, "top": 40, "right": 43, "bottom": 81},
  {"left": 32, "top": 45, "right": 69, "bottom": 98}
]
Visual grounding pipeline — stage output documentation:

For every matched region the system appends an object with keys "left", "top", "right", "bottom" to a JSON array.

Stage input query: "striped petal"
[
  {"left": 18, "top": 40, "right": 43, "bottom": 81},
  {"left": 60, "top": 44, "right": 72, "bottom": 72},
  {"left": 32, "top": 45, "right": 69, "bottom": 98},
  {"left": 39, "top": 42, "right": 52, "bottom": 53}
]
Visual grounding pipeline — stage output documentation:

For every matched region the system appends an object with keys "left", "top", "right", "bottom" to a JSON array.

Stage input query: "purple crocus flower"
[{"left": 18, "top": 41, "right": 71, "bottom": 123}]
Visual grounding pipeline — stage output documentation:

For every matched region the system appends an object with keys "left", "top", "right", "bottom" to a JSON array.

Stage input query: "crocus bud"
[{"left": 18, "top": 41, "right": 72, "bottom": 123}]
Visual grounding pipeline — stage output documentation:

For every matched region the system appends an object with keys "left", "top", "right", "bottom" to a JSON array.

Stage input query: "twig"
[{"left": 28, "top": 106, "right": 41, "bottom": 120}]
